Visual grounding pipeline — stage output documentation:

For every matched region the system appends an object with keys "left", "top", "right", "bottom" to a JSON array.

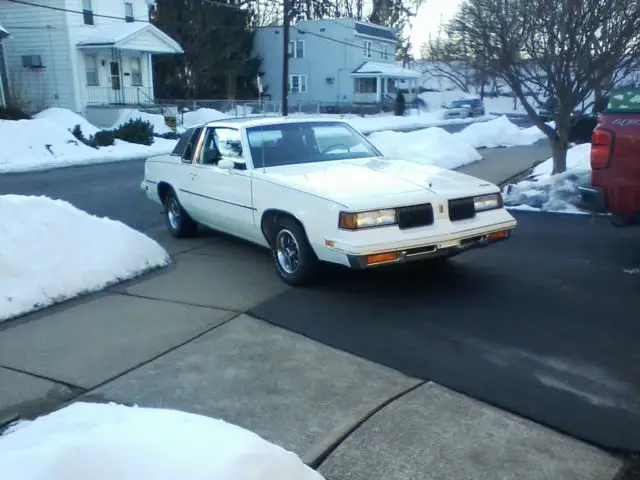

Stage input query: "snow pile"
[
  {"left": 33, "top": 107, "right": 99, "bottom": 136},
  {"left": 182, "top": 107, "right": 228, "bottom": 127},
  {"left": 0, "top": 402, "right": 324, "bottom": 480},
  {"left": 0, "top": 195, "right": 170, "bottom": 322},
  {"left": 369, "top": 126, "right": 481, "bottom": 170},
  {"left": 0, "top": 110, "right": 178, "bottom": 173},
  {"left": 504, "top": 143, "right": 592, "bottom": 214},
  {"left": 454, "top": 115, "right": 546, "bottom": 148},
  {"left": 112, "top": 109, "right": 172, "bottom": 135},
  {"left": 346, "top": 111, "right": 495, "bottom": 134}
]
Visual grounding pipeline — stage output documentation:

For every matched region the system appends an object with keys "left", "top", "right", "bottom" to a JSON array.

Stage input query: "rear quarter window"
[{"left": 171, "top": 128, "right": 196, "bottom": 156}]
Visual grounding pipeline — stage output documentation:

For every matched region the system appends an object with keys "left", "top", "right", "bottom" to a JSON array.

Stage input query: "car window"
[
  {"left": 171, "top": 128, "right": 195, "bottom": 156},
  {"left": 182, "top": 127, "right": 203, "bottom": 161},
  {"left": 198, "top": 127, "right": 244, "bottom": 165},
  {"left": 246, "top": 122, "right": 379, "bottom": 168}
]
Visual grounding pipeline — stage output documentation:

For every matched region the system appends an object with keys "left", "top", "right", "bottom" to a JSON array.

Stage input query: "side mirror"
[{"left": 218, "top": 158, "right": 236, "bottom": 170}]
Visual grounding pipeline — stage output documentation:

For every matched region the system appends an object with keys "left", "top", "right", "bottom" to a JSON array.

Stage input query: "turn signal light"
[
  {"left": 591, "top": 129, "right": 613, "bottom": 169},
  {"left": 366, "top": 252, "right": 398, "bottom": 265},
  {"left": 489, "top": 230, "right": 509, "bottom": 242}
]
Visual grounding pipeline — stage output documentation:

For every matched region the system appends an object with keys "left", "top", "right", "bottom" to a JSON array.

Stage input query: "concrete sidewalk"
[{"left": 0, "top": 226, "right": 624, "bottom": 479}]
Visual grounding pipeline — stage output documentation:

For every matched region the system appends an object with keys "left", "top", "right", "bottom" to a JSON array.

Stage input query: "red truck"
[{"left": 580, "top": 88, "right": 640, "bottom": 226}]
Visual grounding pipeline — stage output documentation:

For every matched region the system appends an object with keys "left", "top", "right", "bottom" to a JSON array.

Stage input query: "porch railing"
[{"left": 86, "top": 87, "right": 155, "bottom": 106}]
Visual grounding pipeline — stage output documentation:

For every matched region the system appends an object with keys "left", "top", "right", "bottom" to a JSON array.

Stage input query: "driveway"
[{"left": 249, "top": 211, "right": 640, "bottom": 452}]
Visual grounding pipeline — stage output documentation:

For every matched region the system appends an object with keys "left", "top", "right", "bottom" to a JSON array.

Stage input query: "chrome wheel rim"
[
  {"left": 275, "top": 229, "right": 300, "bottom": 275},
  {"left": 167, "top": 198, "right": 180, "bottom": 230}
]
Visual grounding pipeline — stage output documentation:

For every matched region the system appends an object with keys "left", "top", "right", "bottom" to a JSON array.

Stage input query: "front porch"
[
  {"left": 76, "top": 22, "right": 182, "bottom": 126},
  {"left": 351, "top": 61, "right": 420, "bottom": 104}
]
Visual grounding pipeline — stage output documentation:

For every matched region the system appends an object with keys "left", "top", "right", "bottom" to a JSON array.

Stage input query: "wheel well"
[
  {"left": 260, "top": 209, "right": 306, "bottom": 247},
  {"left": 157, "top": 182, "right": 173, "bottom": 204}
]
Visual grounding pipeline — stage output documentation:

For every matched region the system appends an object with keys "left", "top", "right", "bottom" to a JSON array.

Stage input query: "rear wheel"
[
  {"left": 271, "top": 218, "right": 319, "bottom": 286},
  {"left": 164, "top": 189, "right": 198, "bottom": 238}
]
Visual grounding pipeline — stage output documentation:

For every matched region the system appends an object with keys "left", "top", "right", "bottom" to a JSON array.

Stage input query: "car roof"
[{"left": 201, "top": 116, "right": 350, "bottom": 129}]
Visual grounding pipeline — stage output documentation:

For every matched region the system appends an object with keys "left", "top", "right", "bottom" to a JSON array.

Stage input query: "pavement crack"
[
  {"left": 0, "top": 365, "right": 85, "bottom": 392},
  {"left": 107, "top": 291, "right": 243, "bottom": 314},
  {"left": 308, "top": 380, "right": 428, "bottom": 469}
]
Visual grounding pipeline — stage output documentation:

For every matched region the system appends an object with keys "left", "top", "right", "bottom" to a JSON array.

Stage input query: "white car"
[{"left": 141, "top": 117, "right": 516, "bottom": 286}]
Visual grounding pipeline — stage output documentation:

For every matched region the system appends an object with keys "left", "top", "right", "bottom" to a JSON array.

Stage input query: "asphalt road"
[
  {"left": 250, "top": 211, "right": 640, "bottom": 452},
  {"left": 0, "top": 116, "right": 536, "bottom": 231}
]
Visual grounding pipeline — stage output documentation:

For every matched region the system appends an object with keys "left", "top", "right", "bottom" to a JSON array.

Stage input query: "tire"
[
  {"left": 271, "top": 217, "right": 319, "bottom": 286},
  {"left": 164, "top": 189, "right": 198, "bottom": 238}
]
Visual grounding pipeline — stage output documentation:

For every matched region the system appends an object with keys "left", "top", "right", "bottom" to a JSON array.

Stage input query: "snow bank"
[
  {"left": 369, "top": 127, "right": 481, "bottom": 170},
  {"left": 504, "top": 143, "right": 592, "bottom": 214},
  {"left": 0, "top": 195, "right": 170, "bottom": 322},
  {"left": 182, "top": 107, "right": 228, "bottom": 127},
  {"left": 0, "top": 402, "right": 324, "bottom": 480},
  {"left": 0, "top": 115, "right": 177, "bottom": 173},
  {"left": 113, "top": 109, "right": 172, "bottom": 135},
  {"left": 345, "top": 111, "right": 496, "bottom": 134},
  {"left": 33, "top": 107, "right": 100, "bottom": 136},
  {"left": 454, "top": 116, "right": 546, "bottom": 148}
]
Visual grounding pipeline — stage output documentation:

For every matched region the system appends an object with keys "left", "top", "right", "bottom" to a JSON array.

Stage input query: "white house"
[
  {"left": 0, "top": 23, "right": 8, "bottom": 108},
  {"left": 0, "top": 0, "right": 183, "bottom": 126}
]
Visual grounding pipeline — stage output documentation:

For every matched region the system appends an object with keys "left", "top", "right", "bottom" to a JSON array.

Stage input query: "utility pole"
[{"left": 281, "top": 0, "right": 291, "bottom": 116}]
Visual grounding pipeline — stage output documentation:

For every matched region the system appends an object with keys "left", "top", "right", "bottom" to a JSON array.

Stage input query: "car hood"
[{"left": 258, "top": 157, "right": 497, "bottom": 209}]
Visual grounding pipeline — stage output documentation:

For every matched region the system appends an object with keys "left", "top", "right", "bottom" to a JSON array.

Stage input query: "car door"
[
  {"left": 171, "top": 125, "right": 203, "bottom": 214},
  {"left": 188, "top": 126, "right": 257, "bottom": 241}
]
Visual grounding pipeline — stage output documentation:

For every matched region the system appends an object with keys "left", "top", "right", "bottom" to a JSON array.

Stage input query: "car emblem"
[{"left": 439, "top": 204, "right": 444, "bottom": 214}]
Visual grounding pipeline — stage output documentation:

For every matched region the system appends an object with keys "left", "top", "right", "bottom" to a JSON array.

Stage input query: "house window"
[
  {"left": 381, "top": 44, "right": 388, "bottom": 60},
  {"left": 82, "top": 0, "right": 94, "bottom": 25},
  {"left": 130, "top": 57, "right": 142, "bottom": 86},
  {"left": 125, "top": 2, "right": 134, "bottom": 22},
  {"left": 288, "top": 40, "right": 305, "bottom": 58},
  {"left": 363, "top": 41, "right": 372, "bottom": 58},
  {"left": 289, "top": 75, "right": 307, "bottom": 93},
  {"left": 85, "top": 54, "right": 99, "bottom": 86},
  {"left": 354, "top": 78, "right": 377, "bottom": 94},
  {"left": 21, "top": 54, "right": 44, "bottom": 68}
]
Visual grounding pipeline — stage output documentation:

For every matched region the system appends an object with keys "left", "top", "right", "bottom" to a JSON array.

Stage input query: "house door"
[{"left": 110, "top": 61, "right": 122, "bottom": 104}]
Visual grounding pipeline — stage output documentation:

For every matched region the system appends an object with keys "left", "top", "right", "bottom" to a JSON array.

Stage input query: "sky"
[{"left": 410, "top": 0, "right": 462, "bottom": 58}]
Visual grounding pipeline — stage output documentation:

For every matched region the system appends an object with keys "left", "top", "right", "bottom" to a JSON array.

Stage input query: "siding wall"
[
  {"left": 253, "top": 18, "right": 397, "bottom": 105},
  {"left": 0, "top": 0, "right": 75, "bottom": 112}
]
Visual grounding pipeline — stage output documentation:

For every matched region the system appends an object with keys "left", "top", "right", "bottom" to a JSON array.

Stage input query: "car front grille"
[
  {"left": 448, "top": 197, "right": 476, "bottom": 221},
  {"left": 396, "top": 203, "right": 434, "bottom": 229}
]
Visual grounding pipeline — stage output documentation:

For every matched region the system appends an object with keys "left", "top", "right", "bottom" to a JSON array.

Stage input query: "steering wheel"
[{"left": 322, "top": 143, "right": 350, "bottom": 154}]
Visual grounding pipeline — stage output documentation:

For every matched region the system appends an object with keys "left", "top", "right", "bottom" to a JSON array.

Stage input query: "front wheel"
[{"left": 271, "top": 218, "right": 319, "bottom": 286}]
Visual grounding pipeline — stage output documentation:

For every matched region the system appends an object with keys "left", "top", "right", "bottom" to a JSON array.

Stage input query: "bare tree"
[{"left": 449, "top": 0, "right": 640, "bottom": 174}]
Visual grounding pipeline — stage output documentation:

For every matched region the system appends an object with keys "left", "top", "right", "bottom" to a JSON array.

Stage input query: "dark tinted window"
[
  {"left": 171, "top": 128, "right": 195, "bottom": 156},
  {"left": 172, "top": 127, "right": 203, "bottom": 159}
]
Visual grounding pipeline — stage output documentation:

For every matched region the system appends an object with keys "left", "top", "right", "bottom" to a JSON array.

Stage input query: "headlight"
[
  {"left": 474, "top": 193, "right": 503, "bottom": 212},
  {"left": 338, "top": 209, "right": 397, "bottom": 230}
]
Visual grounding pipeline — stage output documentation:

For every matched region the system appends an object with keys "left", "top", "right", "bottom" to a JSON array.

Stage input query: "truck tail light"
[{"left": 591, "top": 129, "right": 613, "bottom": 169}]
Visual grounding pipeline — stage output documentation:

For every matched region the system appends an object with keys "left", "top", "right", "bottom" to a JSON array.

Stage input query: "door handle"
[{"left": 190, "top": 172, "right": 197, "bottom": 179}]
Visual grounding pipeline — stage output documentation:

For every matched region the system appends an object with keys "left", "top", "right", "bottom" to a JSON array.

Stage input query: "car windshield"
[
  {"left": 451, "top": 100, "right": 474, "bottom": 108},
  {"left": 246, "top": 121, "right": 379, "bottom": 168}
]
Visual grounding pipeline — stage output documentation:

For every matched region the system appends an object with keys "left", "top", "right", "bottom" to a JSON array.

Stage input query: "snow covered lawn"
[
  {"left": 367, "top": 116, "right": 545, "bottom": 170},
  {"left": 0, "top": 195, "right": 170, "bottom": 322},
  {"left": 0, "top": 108, "right": 177, "bottom": 173},
  {"left": 369, "top": 127, "right": 481, "bottom": 169},
  {"left": 454, "top": 116, "right": 545, "bottom": 149},
  {"left": 179, "top": 106, "right": 497, "bottom": 134},
  {"left": 503, "top": 143, "right": 592, "bottom": 214},
  {"left": 0, "top": 402, "right": 324, "bottom": 480}
]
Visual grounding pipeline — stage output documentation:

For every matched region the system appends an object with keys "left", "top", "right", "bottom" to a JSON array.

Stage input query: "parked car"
[
  {"left": 443, "top": 98, "right": 486, "bottom": 119},
  {"left": 537, "top": 97, "right": 599, "bottom": 143},
  {"left": 580, "top": 88, "right": 640, "bottom": 226},
  {"left": 141, "top": 118, "right": 517, "bottom": 285}
]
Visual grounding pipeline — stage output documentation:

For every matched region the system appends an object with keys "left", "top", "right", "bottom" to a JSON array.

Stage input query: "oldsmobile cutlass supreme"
[{"left": 141, "top": 117, "right": 516, "bottom": 286}]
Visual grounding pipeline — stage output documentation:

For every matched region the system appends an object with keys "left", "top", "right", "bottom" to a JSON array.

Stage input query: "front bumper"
[{"left": 331, "top": 224, "right": 515, "bottom": 270}]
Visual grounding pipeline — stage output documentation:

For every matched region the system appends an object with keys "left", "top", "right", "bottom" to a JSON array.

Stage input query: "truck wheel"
[
  {"left": 164, "top": 189, "right": 198, "bottom": 238},
  {"left": 271, "top": 218, "right": 319, "bottom": 286}
]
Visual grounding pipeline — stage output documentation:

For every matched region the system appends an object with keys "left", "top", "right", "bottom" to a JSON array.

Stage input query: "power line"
[
  {"left": 294, "top": 26, "right": 398, "bottom": 60},
  {"left": 6, "top": 0, "right": 247, "bottom": 22}
]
